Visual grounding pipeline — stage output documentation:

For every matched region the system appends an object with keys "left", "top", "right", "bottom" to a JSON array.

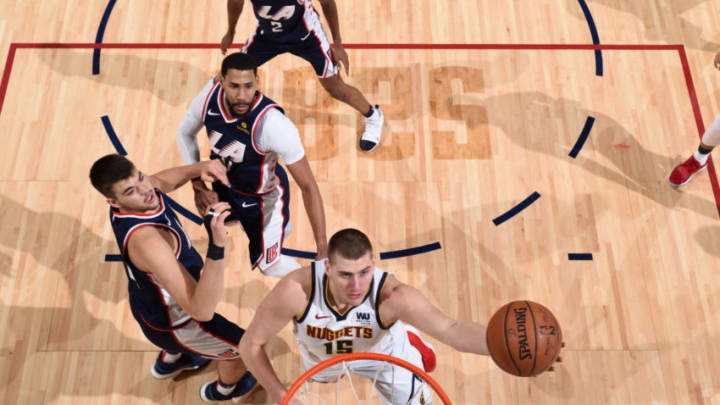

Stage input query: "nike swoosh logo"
[
  {"left": 241, "top": 202, "right": 257, "bottom": 208},
  {"left": 208, "top": 110, "right": 221, "bottom": 116},
  {"left": 315, "top": 314, "right": 330, "bottom": 320}
]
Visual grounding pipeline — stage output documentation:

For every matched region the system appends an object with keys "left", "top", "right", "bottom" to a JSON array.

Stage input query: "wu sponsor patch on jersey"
[{"left": 355, "top": 312, "right": 373, "bottom": 325}]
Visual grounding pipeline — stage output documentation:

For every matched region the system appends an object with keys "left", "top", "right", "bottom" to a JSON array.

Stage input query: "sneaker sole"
[
  {"left": 200, "top": 381, "right": 259, "bottom": 403},
  {"left": 150, "top": 363, "right": 201, "bottom": 380},
  {"left": 668, "top": 164, "right": 707, "bottom": 188},
  {"left": 199, "top": 381, "right": 215, "bottom": 402},
  {"left": 199, "top": 377, "right": 260, "bottom": 403},
  {"left": 360, "top": 141, "right": 380, "bottom": 153},
  {"left": 150, "top": 358, "right": 210, "bottom": 380}
]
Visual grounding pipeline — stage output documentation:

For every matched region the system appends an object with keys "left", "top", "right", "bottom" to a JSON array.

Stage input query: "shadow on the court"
[
  {"left": 476, "top": 91, "right": 719, "bottom": 220},
  {"left": 0, "top": 252, "right": 9, "bottom": 276},
  {"left": 564, "top": 0, "right": 719, "bottom": 51},
  {"left": 33, "top": 49, "right": 213, "bottom": 106},
  {"left": 694, "top": 225, "right": 720, "bottom": 257},
  {"left": 0, "top": 191, "right": 289, "bottom": 402}
]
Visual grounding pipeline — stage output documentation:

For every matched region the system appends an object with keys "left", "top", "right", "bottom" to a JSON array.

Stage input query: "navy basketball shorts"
[
  {"left": 136, "top": 312, "right": 244, "bottom": 359},
  {"left": 214, "top": 165, "right": 291, "bottom": 273},
  {"left": 241, "top": 22, "right": 340, "bottom": 78}
]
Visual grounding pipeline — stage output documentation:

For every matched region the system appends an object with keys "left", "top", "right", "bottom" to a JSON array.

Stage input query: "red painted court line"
[
  {"left": 677, "top": 46, "right": 720, "bottom": 218},
  {"left": 0, "top": 42, "right": 717, "bottom": 217},
  {"left": 0, "top": 44, "right": 17, "bottom": 117},
  {"left": 10, "top": 42, "right": 682, "bottom": 51}
]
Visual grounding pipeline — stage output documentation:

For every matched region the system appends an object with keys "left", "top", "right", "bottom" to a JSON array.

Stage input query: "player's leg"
[
  {"left": 169, "top": 314, "right": 257, "bottom": 402},
  {"left": 372, "top": 325, "right": 437, "bottom": 404},
  {"left": 260, "top": 165, "right": 301, "bottom": 277},
  {"left": 291, "top": 14, "right": 384, "bottom": 152},
  {"left": 317, "top": 74, "right": 384, "bottom": 151},
  {"left": 135, "top": 316, "right": 211, "bottom": 379},
  {"left": 669, "top": 115, "right": 720, "bottom": 187},
  {"left": 366, "top": 364, "right": 433, "bottom": 405},
  {"left": 217, "top": 185, "right": 275, "bottom": 271},
  {"left": 290, "top": 38, "right": 371, "bottom": 113},
  {"left": 242, "top": 166, "right": 301, "bottom": 277}
]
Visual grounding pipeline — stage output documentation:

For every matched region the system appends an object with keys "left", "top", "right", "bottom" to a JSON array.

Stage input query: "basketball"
[{"left": 486, "top": 301, "right": 562, "bottom": 377}]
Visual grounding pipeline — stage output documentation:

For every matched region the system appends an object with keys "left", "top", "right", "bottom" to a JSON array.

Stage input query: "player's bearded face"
[
  {"left": 222, "top": 69, "right": 259, "bottom": 117},
  {"left": 327, "top": 252, "right": 375, "bottom": 306},
  {"left": 108, "top": 170, "right": 160, "bottom": 213}
]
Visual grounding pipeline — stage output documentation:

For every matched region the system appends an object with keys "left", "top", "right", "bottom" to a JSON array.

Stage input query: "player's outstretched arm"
[
  {"left": 150, "top": 160, "right": 229, "bottom": 194},
  {"left": 380, "top": 277, "right": 490, "bottom": 356},
  {"left": 221, "top": 0, "right": 245, "bottom": 54},
  {"left": 127, "top": 203, "right": 231, "bottom": 321},
  {"left": 239, "top": 269, "right": 310, "bottom": 404},
  {"left": 286, "top": 157, "right": 328, "bottom": 259}
]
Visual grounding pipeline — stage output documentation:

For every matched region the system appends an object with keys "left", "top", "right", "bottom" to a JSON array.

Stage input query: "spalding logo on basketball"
[{"left": 486, "top": 300, "right": 562, "bottom": 377}]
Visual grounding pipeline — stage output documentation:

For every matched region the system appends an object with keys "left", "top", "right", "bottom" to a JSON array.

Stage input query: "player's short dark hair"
[
  {"left": 328, "top": 229, "right": 373, "bottom": 261},
  {"left": 89, "top": 154, "right": 136, "bottom": 198},
  {"left": 221, "top": 52, "right": 258, "bottom": 76}
]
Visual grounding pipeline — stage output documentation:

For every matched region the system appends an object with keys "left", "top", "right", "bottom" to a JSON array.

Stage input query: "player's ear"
[{"left": 107, "top": 197, "right": 121, "bottom": 209}]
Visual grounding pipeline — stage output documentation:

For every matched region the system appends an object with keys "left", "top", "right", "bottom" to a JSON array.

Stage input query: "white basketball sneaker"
[{"left": 360, "top": 105, "right": 384, "bottom": 152}]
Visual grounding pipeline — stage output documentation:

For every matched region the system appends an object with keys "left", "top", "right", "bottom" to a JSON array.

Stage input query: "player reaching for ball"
[{"left": 239, "top": 228, "right": 493, "bottom": 405}]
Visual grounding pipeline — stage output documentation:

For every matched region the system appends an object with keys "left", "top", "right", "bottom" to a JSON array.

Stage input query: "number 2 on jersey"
[{"left": 324, "top": 340, "right": 353, "bottom": 355}]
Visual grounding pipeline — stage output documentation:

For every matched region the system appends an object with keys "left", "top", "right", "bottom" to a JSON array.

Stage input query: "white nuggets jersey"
[{"left": 294, "top": 260, "right": 397, "bottom": 378}]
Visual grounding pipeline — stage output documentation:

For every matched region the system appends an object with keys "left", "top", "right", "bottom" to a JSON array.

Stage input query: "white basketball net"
[{"left": 285, "top": 356, "right": 442, "bottom": 405}]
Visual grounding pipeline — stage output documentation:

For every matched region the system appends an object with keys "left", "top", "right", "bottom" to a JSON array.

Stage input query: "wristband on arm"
[{"left": 203, "top": 210, "right": 225, "bottom": 261}]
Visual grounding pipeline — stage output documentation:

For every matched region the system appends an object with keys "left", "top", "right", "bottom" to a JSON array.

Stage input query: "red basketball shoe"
[{"left": 668, "top": 155, "right": 708, "bottom": 188}]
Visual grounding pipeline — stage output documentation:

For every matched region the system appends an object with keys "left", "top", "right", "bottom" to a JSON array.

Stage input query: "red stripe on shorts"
[{"left": 407, "top": 330, "right": 436, "bottom": 373}]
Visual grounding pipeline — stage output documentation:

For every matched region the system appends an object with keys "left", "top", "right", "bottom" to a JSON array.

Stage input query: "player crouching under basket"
[{"left": 239, "top": 228, "right": 490, "bottom": 405}]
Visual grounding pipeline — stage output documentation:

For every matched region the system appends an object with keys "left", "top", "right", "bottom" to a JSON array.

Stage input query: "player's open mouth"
[
  {"left": 234, "top": 104, "right": 249, "bottom": 114},
  {"left": 146, "top": 193, "right": 154, "bottom": 204}
]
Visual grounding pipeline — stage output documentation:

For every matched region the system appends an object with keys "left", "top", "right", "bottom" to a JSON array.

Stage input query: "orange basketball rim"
[{"left": 281, "top": 352, "right": 453, "bottom": 405}]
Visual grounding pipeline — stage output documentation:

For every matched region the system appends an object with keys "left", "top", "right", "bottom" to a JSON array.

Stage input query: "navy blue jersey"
[
  {"left": 110, "top": 190, "right": 203, "bottom": 330},
  {"left": 251, "top": 0, "right": 315, "bottom": 42},
  {"left": 201, "top": 80, "right": 284, "bottom": 195}
]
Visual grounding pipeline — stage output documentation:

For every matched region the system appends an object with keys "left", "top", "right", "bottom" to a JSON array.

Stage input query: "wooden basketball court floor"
[{"left": 2, "top": 1, "right": 720, "bottom": 404}]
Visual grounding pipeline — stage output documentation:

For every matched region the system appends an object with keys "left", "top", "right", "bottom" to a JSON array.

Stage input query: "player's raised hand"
[
  {"left": 714, "top": 51, "right": 720, "bottom": 70},
  {"left": 330, "top": 43, "right": 350, "bottom": 76},
  {"left": 193, "top": 186, "right": 219, "bottom": 216},
  {"left": 221, "top": 31, "right": 235, "bottom": 55},
  {"left": 200, "top": 159, "right": 230, "bottom": 186},
  {"left": 204, "top": 202, "right": 232, "bottom": 247}
]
